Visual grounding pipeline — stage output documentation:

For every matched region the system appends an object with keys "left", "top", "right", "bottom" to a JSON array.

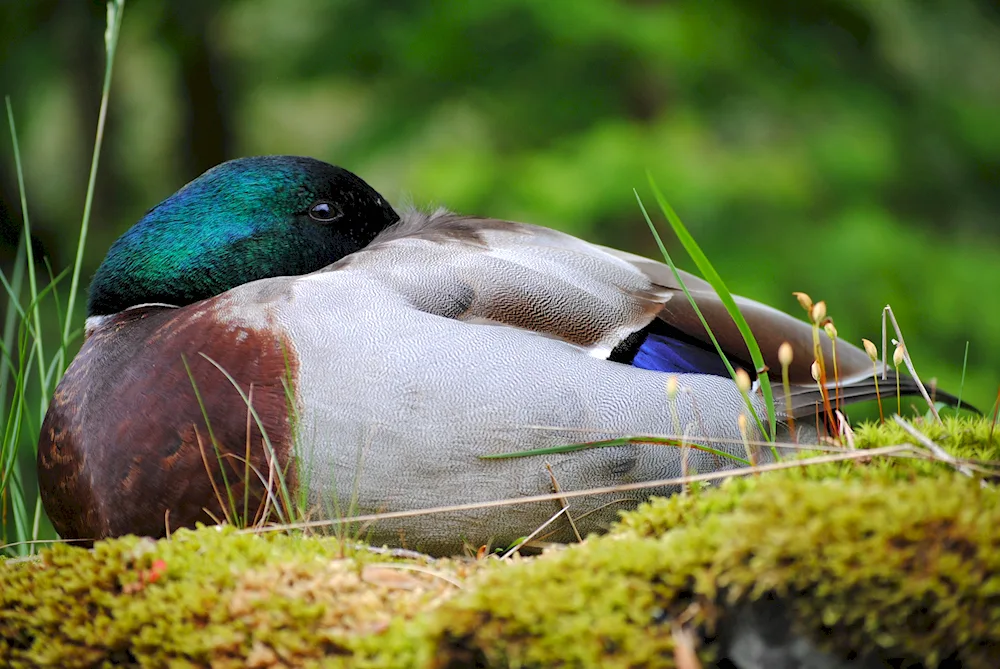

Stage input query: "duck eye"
[{"left": 308, "top": 201, "right": 341, "bottom": 223}]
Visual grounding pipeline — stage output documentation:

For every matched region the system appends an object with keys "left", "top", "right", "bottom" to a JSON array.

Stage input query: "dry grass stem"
[
  {"left": 892, "top": 415, "right": 985, "bottom": 486},
  {"left": 835, "top": 410, "right": 856, "bottom": 450},
  {"left": 881, "top": 305, "right": 942, "bottom": 422},
  {"left": 545, "top": 462, "right": 583, "bottom": 542},
  {"left": 672, "top": 622, "right": 702, "bottom": 669},
  {"left": 247, "top": 445, "right": 921, "bottom": 536},
  {"left": 363, "top": 562, "right": 466, "bottom": 590},
  {"left": 196, "top": 429, "right": 233, "bottom": 527},
  {"left": 500, "top": 505, "right": 570, "bottom": 559}
]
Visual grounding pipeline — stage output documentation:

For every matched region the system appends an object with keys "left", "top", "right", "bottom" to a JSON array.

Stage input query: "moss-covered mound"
[
  {"left": 617, "top": 414, "right": 1000, "bottom": 540},
  {"left": 433, "top": 474, "right": 999, "bottom": 668},
  {"left": 2, "top": 416, "right": 998, "bottom": 668},
  {"left": 850, "top": 414, "right": 1000, "bottom": 460},
  {"left": 0, "top": 528, "right": 474, "bottom": 668}
]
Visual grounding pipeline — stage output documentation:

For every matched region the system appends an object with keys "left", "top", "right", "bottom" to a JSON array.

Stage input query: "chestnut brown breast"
[{"left": 37, "top": 300, "right": 299, "bottom": 543}]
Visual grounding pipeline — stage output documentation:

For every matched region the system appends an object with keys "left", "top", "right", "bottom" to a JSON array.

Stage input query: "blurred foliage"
[{"left": 1, "top": 0, "right": 998, "bottom": 410}]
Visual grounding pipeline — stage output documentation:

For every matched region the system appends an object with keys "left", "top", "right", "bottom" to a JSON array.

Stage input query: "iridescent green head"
[{"left": 87, "top": 156, "right": 400, "bottom": 316}]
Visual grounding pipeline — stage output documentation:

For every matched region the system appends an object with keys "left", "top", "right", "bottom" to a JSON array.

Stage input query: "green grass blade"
[
  {"left": 62, "top": 0, "right": 125, "bottom": 343},
  {"left": 481, "top": 435, "right": 751, "bottom": 466},
  {"left": 199, "top": 352, "right": 294, "bottom": 525},
  {"left": 181, "top": 355, "right": 240, "bottom": 526},
  {"left": 1, "top": 100, "right": 45, "bottom": 555},
  {"left": 0, "top": 270, "right": 29, "bottom": 333},
  {"left": 1, "top": 385, "right": 25, "bottom": 495},
  {"left": 634, "top": 192, "right": 771, "bottom": 446},
  {"left": 1, "top": 326, "right": 31, "bottom": 552},
  {"left": 0, "top": 249, "right": 26, "bottom": 408},
  {"left": 956, "top": 341, "right": 969, "bottom": 412},
  {"left": 2, "top": 0, "right": 126, "bottom": 557},
  {"left": 5, "top": 98, "right": 46, "bottom": 399},
  {"left": 643, "top": 175, "right": 778, "bottom": 441}
]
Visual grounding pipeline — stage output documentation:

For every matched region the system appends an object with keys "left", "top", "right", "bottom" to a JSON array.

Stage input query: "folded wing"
[{"left": 332, "top": 210, "right": 954, "bottom": 418}]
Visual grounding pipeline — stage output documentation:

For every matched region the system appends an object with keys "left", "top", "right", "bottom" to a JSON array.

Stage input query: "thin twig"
[
  {"left": 892, "top": 415, "right": 984, "bottom": 486},
  {"left": 500, "top": 506, "right": 570, "bottom": 559},
  {"left": 882, "top": 305, "right": 942, "bottom": 422},
  {"left": 195, "top": 429, "right": 233, "bottom": 526},
  {"left": 545, "top": 462, "right": 582, "bottom": 542},
  {"left": 362, "top": 562, "right": 465, "bottom": 590},
  {"left": 672, "top": 622, "right": 703, "bottom": 669},
  {"left": 535, "top": 497, "right": 635, "bottom": 543},
  {"left": 355, "top": 544, "right": 440, "bottom": 562},
  {"left": 835, "top": 410, "right": 856, "bottom": 450}
]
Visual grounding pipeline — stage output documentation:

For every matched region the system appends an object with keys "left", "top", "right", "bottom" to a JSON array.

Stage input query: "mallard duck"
[{"left": 38, "top": 156, "right": 951, "bottom": 554}]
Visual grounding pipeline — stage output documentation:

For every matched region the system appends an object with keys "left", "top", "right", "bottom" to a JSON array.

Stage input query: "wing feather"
[
  {"left": 332, "top": 210, "right": 671, "bottom": 356},
  {"left": 329, "top": 209, "right": 957, "bottom": 415}
]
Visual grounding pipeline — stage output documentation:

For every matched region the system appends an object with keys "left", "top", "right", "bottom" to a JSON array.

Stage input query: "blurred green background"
[{"left": 2, "top": 0, "right": 999, "bottom": 408}]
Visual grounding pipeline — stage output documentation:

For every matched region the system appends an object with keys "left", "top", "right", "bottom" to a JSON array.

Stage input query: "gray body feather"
[{"left": 213, "top": 210, "right": 772, "bottom": 552}]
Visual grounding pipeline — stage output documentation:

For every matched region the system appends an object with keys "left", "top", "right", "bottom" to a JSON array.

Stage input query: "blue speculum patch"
[{"left": 631, "top": 332, "right": 734, "bottom": 377}]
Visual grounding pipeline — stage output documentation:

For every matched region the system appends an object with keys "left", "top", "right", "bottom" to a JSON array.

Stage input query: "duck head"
[{"left": 87, "top": 156, "right": 400, "bottom": 316}]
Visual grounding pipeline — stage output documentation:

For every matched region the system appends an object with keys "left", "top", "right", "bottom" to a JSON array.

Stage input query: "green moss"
[
  {"left": 615, "top": 415, "right": 999, "bottom": 540},
  {"left": 0, "top": 527, "right": 472, "bottom": 668},
  {"left": 2, "top": 416, "right": 997, "bottom": 668},
  {"left": 426, "top": 416, "right": 1000, "bottom": 668},
  {"left": 852, "top": 414, "right": 1000, "bottom": 459},
  {"left": 429, "top": 474, "right": 1000, "bottom": 668}
]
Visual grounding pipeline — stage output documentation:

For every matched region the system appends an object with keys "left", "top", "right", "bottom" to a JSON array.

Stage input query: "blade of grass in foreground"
[
  {"left": 481, "top": 436, "right": 751, "bottom": 467},
  {"left": 0, "top": 233, "right": 27, "bottom": 406},
  {"left": 62, "top": 0, "right": 125, "bottom": 345},
  {"left": 482, "top": 185, "right": 779, "bottom": 466},
  {"left": 5, "top": 99, "right": 46, "bottom": 400},
  {"left": 642, "top": 174, "right": 778, "bottom": 443},
  {"left": 956, "top": 341, "right": 969, "bottom": 412},
  {"left": 0, "top": 0, "right": 126, "bottom": 557},
  {"left": 1, "top": 101, "right": 45, "bottom": 553}
]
